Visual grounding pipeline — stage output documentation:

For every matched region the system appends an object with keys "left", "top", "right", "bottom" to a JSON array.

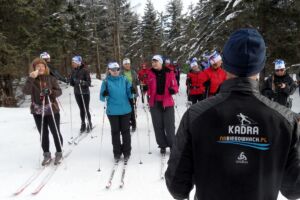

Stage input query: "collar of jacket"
[
  {"left": 107, "top": 75, "right": 122, "bottom": 80},
  {"left": 219, "top": 77, "right": 259, "bottom": 93}
]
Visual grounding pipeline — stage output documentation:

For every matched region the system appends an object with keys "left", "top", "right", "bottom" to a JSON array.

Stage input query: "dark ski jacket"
[
  {"left": 165, "top": 78, "right": 300, "bottom": 200},
  {"left": 70, "top": 65, "right": 91, "bottom": 95},
  {"left": 47, "top": 63, "right": 68, "bottom": 83},
  {"left": 120, "top": 69, "right": 139, "bottom": 97},
  {"left": 261, "top": 73, "right": 297, "bottom": 107},
  {"left": 22, "top": 75, "right": 62, "bottom": 115}
]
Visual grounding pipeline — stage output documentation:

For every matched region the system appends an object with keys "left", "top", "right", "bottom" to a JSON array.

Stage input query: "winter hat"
[
  {"left": 40, "top": 52, "right": 50, "bottom": 59},
  {"left": 274, "top": 59, "right": 285, "bottom": 70},
  {"left": 222, "top": 28, "right": 266, "bottom": 77},
  {"left": 209, "top": 51, "right": 222, "bottom": 65},
  {"left": 30, "top": 57, "right": 50, "bottom": 75},
  {"left": 190, "top": 61, "right": 198, "bottom": 68},
  {"left": 123, "top": 58, "right": 131, "bottom": 65},
  {"left": 108, "top": 62, "right": 120, "bottom": 69},
  {"left": 72, "top": 56, "right": 82, "bottom": 65},
  {"left": 165, "top": 59, "right": 171, "bottom": 64},
  {"left": 152, "top": 55, "right": 163, "bottom": 64}
]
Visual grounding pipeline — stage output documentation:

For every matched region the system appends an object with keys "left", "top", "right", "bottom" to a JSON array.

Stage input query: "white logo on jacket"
[{"left": 236, "top": 152, "right": 248, "bottom": 164}]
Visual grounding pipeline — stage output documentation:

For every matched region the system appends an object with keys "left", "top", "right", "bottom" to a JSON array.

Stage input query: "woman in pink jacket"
[{"left": 143, "top": 55, "right": 178, "bottom": 154}]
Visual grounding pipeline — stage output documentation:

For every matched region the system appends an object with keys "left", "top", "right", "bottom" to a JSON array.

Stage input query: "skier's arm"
[
  {"left": 126, "top": 79, "right": 133, "bottom": 99},
  {"left": 261, "top": 77, "right": 274, "bottom": 99},
  {"left": 281, "top": 77, "right": 297, "bottom": 95},
  {"left": 22, "top": 77, "right": 35, "bottom": 95},
  {"left": 99, "top": 81, "right": 106, "bottom": 102},
  {"left": 280, "top": 120, "right": 300, "bottom": 199},
  {"left": 170, "top": 71, "right": 179, "bottom": 94},
  {"left": 70, "top": 71, "right": 75, "bottom": 87},
  {"left": 165, "top": 111, "right": 194, "bottom": 199},
  {"left": 50, "top": 77, "right": 62, "bottom": 98},
  {"left": 84, "top": 69, "right": 91, "bottom": 87}
]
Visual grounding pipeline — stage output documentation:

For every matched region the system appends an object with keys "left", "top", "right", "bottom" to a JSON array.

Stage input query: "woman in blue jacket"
[{"left": 100, "top": 62, "right": 133, "bottom": 161}]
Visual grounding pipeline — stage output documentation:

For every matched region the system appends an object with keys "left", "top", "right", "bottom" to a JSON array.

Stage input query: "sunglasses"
[
  {"left": 275, "top": 69, "right": 285, "bottom": 72},
  {"left": 109, "top": 68, "right": 120, "bottom": 72}
]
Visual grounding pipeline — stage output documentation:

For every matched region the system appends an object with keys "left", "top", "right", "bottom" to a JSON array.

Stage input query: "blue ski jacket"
[{"left": 100, "top": 75, "right": 132, "bottom": 116}]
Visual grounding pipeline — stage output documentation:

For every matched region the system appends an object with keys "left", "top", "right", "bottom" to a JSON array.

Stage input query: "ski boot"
[
  {"left": 160, "top": 147, "right": 166, "bottom": 155},
  {"left": 86, "top": 121, "right": 93, "bottom": 133},
  {"left": 41, "top": 152, "right": 52, "bottom": 166},
  {"left": 54, "top": 152, "right": 63, "bottom": 165},
  {"left": 80, "top": 123, "right": 86, "bottom": 133}
]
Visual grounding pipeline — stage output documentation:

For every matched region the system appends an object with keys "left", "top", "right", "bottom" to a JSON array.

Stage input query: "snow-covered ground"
[{"left": 0, "top": 74, "right": 298, "bottom": 200}]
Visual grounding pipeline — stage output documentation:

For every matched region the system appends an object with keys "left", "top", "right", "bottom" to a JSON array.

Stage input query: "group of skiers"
[
  {"left": 22, "top": 49, "right": 299, "bottom": 166},
  {"left": 21, "top": 28, "right": 300, "bottom": 200}
]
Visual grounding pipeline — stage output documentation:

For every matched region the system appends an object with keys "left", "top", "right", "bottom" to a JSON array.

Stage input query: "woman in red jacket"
[
  {"left": 143, "top": 55, "right": 178, "bottom": 154},
  {"left": 200, "top": 51, "right": 226, "bottom": 97},
  {"left": 186, "top": 61, "right": 205, "bottom": 104},
  {"left": 138, "top": 63, "right": 150, "bottom": 104}
]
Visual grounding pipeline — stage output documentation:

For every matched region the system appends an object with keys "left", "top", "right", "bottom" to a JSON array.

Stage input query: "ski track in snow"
[{"left": 0, "top": 74, "right": 296, "bottom": 200}]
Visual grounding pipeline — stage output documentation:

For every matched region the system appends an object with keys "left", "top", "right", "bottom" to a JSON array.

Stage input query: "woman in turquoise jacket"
[{"left": 100, "top": 62, "right": 133, "bottom": 161}]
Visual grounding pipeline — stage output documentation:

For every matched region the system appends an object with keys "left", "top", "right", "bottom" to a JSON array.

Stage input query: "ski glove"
[
  {"left": 142, "top": 85, "right": 148, "bottom": 92},
  {"left": 168, "top": 87, "right": 176, "bottom": 95},
  {"left": 102, "top": 90, "right": 109, "bottom": 97},
  {"left": 41, "top": 88, "right": 51, "bottom": 96},
  {"left": 129, "top": 98, "right": 134, "bottom": 105},
  {"left": 131, "top": 87, "right": 136, "bottom": 94}
]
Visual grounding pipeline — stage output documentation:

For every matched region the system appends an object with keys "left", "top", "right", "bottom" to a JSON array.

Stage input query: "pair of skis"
[
  {"left": 106, "top": 159, "right": 129, "bottom": 189},
  {"left": 13, "top": 150, "right": 72, "bottom": 196},
  {"left": 68, "top": 125, "right": 95, "bottom": 145}
]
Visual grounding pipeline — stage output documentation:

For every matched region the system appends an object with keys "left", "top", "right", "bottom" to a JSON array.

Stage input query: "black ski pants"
[
  {"left": 75, "top": 94, "right": 91, "bottom": 124},
  {"left": 150, "top": 102, "right": 175, "bottom": 149},
  {"left": 33, "top": 113, "right": 63, "bottom": 153},
  {"left": 108, "top": 113, "right": 131, "bottom": 158}
]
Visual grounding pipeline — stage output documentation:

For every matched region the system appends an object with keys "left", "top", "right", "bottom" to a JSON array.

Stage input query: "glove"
[
  {"left": 41, "top": 88, "right": 51, "bottom": 96},
  {"left": 129, "top": 98, "right": 134, "bottom": 105},
  {"left": 168, "top": 87, "right": 176, "bottom": 95},
  {"left": 131, "top": 87, "right": 136, "bottom": 94},
  {"left": 142, "top": 85, "right": 148, "bottom": 92},
  {"left": 102, "top": 90, "right": 109, "bottom": 97},
  {"left": 186, "top": 77, "right": 191, "bottom": 84}
]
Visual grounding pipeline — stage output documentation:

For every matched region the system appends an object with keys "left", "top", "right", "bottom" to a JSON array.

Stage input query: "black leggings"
[
  {"left": 75, "top": 94, "right": 91, "bottom": 124},
  {"left": 33, "top": 113, "right": 63, "bottom": 153}
]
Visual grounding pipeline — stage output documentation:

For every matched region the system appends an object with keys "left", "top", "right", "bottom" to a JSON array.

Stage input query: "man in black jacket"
[
  {"left": 261, "top": 59, "right": 297, "bottom": 108},
  {"left": 40, "top": 52, "right": 69, "bottom": 84},
  {"left": 165, "top": 28, "right": 300, "bottom": 200}
]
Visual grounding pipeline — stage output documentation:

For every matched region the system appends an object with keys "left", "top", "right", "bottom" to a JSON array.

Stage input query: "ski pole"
[
  {"left": 133, "top": 97, "right": 142, "bottom": 164},
  {"left": 97, "top": 100, "right": 107, "bottom": 172},
  {"left": 56, "top": 97, "right": 65, "bottom": 115},
  {"left": 142, "top": 100, "right": 151, "bottom": 154},
  {"left": 38, "top": 97, "right": 46, "bottom": 165},
  {"left": 47, "top": 95, "right": 64, "bottom": 153},
  {"left": 69, "top": 93, "right": 73, "bottom": 142},
  {"left": 79, "top": 83, "right": 95, "bottom": 138}
]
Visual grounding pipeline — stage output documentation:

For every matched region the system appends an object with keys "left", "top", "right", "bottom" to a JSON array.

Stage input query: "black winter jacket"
[
  {"left": 70, "top": 65, "right": 91, "bottom": 95},
  {"left": 166, "top": 78, "right": 300, "bottom": 200},
  {"left": 261, "top": 73, "right": 297, "bottom": 107}
]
